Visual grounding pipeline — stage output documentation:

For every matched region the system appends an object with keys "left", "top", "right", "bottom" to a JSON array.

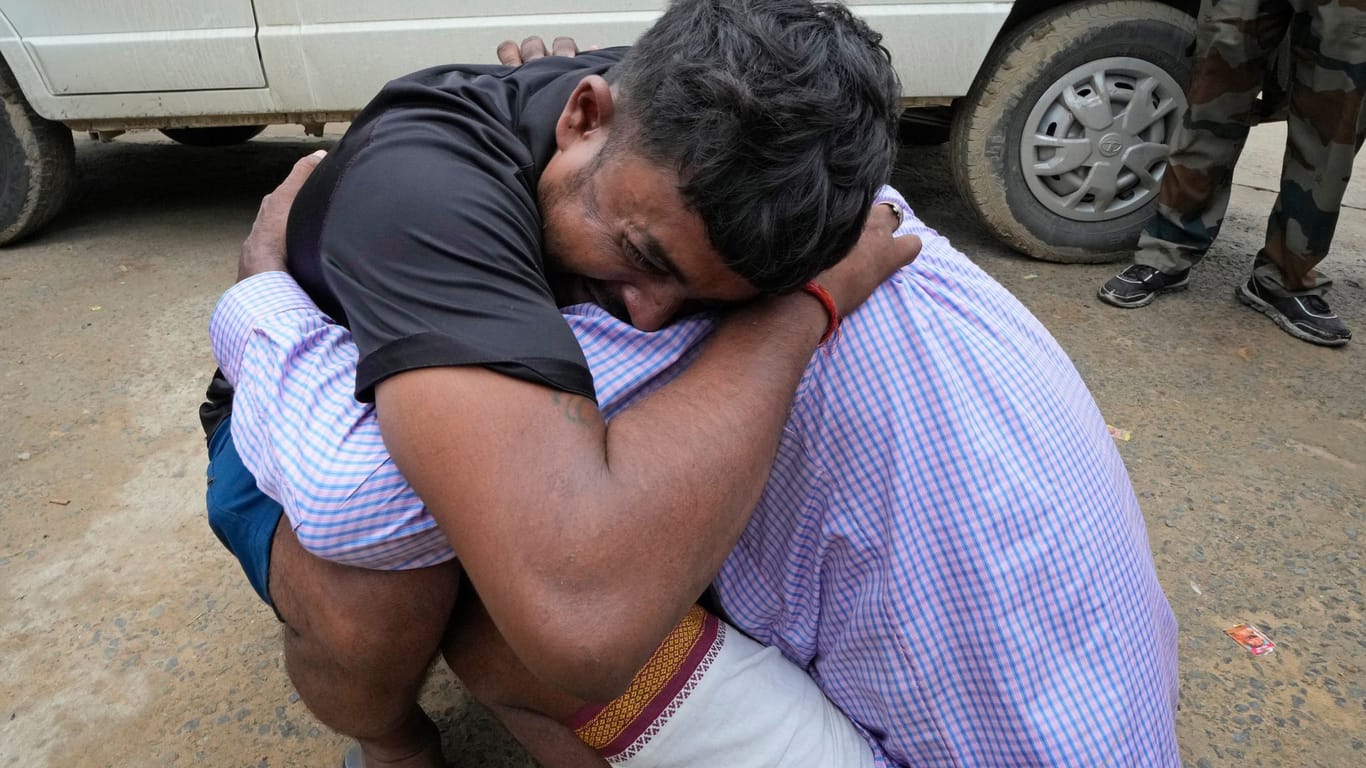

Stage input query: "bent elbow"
[
  {"left": 497, "top": 560, "right": 679, "bottom": 703},
  {"left": 521, "top": 614, "right": 646, "bottom": 704},
  {"left": 547, "top": 663, "right": 635, "bottom": 706}
]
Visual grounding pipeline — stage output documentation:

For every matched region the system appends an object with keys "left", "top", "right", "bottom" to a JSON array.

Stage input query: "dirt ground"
[{"left": 0, "top": 124, "right": 1362, "bottom": 767}]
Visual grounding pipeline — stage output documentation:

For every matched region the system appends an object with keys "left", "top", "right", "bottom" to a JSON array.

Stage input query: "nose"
[{"left": 621, "top": 282, "right": 685, "bottom": 332}]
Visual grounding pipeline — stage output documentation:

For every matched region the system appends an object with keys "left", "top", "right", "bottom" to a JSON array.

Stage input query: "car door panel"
[{"left": 5, "top": 0, "right": 264, "bottom": 95}]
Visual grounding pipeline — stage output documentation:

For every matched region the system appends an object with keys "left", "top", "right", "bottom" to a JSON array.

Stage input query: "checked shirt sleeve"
[{"left": 208, "top": 272, "right": 446, "bottom": 567}]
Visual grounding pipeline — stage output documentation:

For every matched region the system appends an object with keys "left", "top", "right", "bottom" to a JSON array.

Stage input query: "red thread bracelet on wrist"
[{"left": 801, "top": 280, "right": 840, "bottom": 345}]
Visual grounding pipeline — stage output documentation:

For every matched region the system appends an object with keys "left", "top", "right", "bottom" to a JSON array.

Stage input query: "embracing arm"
[{"left": 215, "top": 183, "right": 918, "bottom": 574}]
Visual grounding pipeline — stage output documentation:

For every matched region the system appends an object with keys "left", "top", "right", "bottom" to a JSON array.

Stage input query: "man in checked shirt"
[{"left": 211, "top": 162, "right": 1180, "bottom": 766}]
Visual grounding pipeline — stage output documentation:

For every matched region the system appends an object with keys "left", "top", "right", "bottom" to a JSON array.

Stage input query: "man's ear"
[{"left": 555, "top": 75, "right": 615, "bottom": 150}]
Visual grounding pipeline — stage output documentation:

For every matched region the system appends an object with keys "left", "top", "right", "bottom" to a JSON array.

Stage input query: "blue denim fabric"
[{"left": 206, "top": 416, "right": 283, "bottom": 607}]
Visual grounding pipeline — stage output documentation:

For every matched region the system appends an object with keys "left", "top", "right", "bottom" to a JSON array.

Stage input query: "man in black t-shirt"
[{"left": 206, "top": 2, "right": 911, "bottom": 765}]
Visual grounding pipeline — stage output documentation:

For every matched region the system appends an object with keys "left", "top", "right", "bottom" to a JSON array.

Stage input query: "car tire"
[
  {"left": 951, "top": 0, "right": 1196, "bottom": 263},
  {"left": 160, "top": 125, "right": 268, "bottom": 146},
  {"left": 0, "top": 60, "right": 76, "bottom": 246}
]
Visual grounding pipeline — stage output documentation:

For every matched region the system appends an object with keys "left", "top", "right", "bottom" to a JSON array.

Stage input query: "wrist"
[
  {"left": 799, "top": 281, "right": 840, "bottom": 345},
  {"left": 237, "top": 247, "right": 287, "bottom": 282},
  {"left": 238, "top": 240, "right": 288, "bottom": 282},
  {"left": 237, "top": 264, "right": 287, "bottom": 283},
  {"left": 742, "top": 290, "right": 830, "bottom": 349}
]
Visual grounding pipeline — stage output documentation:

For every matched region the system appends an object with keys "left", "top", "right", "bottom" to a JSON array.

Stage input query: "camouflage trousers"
[{"left": 1135, "top": 0, "right": 1366, "bottom": 297}]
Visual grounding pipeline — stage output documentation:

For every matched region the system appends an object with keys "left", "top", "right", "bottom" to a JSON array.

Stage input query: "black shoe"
[
  {"left": 1098, "top": 264, "right": 1191, "bottom": 308},
  {"left": 1236, "top": 278, "right": 1352, "bottom": 347}
]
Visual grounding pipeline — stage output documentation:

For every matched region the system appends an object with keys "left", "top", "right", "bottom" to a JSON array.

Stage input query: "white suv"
[{"left": 0, "top": 0, "right": 1198, "bottom": 261}]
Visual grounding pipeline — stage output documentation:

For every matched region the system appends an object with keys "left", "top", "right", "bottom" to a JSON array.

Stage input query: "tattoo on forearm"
[{"left": 550, "top": 391, "right": 594, "bottom": 425}]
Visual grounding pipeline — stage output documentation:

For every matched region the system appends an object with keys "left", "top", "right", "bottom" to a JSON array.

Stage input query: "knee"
[{"left": 271, "top": 526, "right": 460, "bottom": 670}]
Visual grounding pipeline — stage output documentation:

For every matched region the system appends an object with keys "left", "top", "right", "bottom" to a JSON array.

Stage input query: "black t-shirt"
[{"left": 285, "top": 49, "right": 627, "bottom": 403}]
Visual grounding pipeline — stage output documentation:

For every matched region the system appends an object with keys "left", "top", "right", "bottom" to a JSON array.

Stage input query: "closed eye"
[{"left": 625, "top": 239, "right": 667, "bottom": 276}]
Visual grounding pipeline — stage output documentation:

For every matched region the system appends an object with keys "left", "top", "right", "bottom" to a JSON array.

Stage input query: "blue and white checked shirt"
[{"left": 211, "top": 188, "right": 1180, "bottom": 766}]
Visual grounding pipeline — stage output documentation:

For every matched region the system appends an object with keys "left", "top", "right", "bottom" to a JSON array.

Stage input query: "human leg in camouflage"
[
  {"left": 1138, "top": 0, "right": 1291, "bottom": 274},
  {"left": 1100, "top": 0, "right": 1290, "bottom": 307},
  {"left": 1235, "top": 0, "right": 1364, "bottom": 345},
  {"left": 1103, "top": 0, "right": 1363, "bottom": 345},
  {"left": 1252, "top": 0, "right": 1366, "bottom": 297}
]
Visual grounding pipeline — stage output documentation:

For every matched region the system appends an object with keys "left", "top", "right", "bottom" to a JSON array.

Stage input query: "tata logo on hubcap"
[{"left": 1098, "top": 134, "right": 1125, "bottom": 157}]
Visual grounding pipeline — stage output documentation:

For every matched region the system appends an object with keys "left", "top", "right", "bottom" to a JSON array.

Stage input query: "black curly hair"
[{"left": 610, "top": 0, "right": 902, "bottom": 294}]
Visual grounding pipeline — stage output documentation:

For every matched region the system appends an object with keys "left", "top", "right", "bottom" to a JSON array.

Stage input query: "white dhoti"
[{"left": 567, "top": 606, "right": 875, "bottom": 767}]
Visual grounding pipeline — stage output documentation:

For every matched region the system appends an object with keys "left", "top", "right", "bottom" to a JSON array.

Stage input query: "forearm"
[{"left": 596, "top": 293, "right": 827, "bottom": 604}]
